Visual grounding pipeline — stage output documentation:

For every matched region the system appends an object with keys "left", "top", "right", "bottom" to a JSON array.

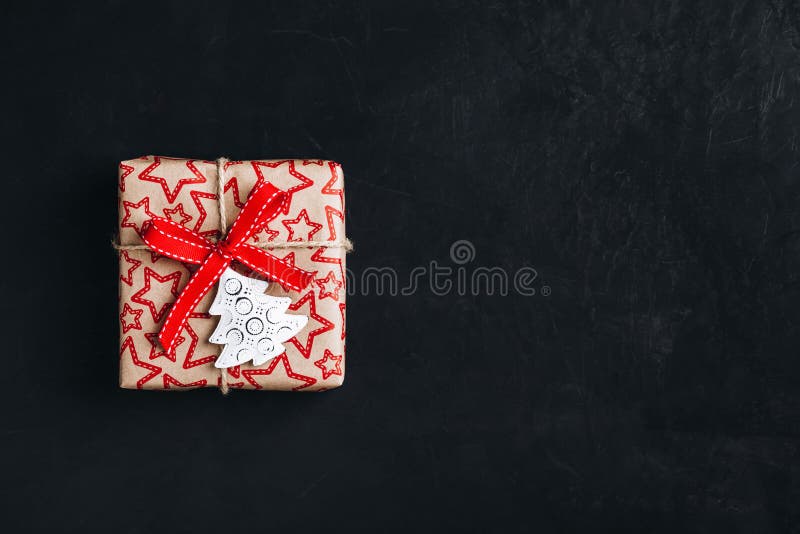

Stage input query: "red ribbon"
[{"left": 142, "top": 181, "right": 315, "bottom": 354}]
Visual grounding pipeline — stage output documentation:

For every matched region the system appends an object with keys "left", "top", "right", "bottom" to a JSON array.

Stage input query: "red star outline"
[
  {"left": 314, "top": 349, "right": 343, "bottom": 380},
  {"left": 131, "top": 267, "right": 182, "bottom": 322},
  {"left": 223, "top": 176, "right": 247, "bottom": 209},
  {"left": 280, "top": 252, "right": 296, "bottom": 266},
  {"left": 220, "top": 159, "right": 247, "bottom": 213},
  {"left": 252, "top": 223, "right": 279, "bottom": 243},
  {"left": 163, "top": 203, "right": 193, "bottom": 226},
  {"left": 162, "top": 374, "right": 207, "bottom": 389},
  {"left": 119, "top": 162, "right": 134, "bottom": 192},
  {"left": 287, "top": 291, "right": 334, "bottom": 359},
  {"left": 217, "top": 375, "right": 245, "bottom": 390},
  {"left": 223, "top": 159, "right": 245, "bottom": 171},
  {"left": 251, "top": 160, "right": 314, "bottom": 214},
  {"left": 311, "top": 247, "right": 345, "bottom": 283},
  {"left": 149, "top": 251, "right": 179, "bottom": 268},
  {"left": 324, "top": 205, "right": 344, "bottom": 241},
  {"left": 121, "top": 335, "right": 161, "bottom": 389},
  {"left": 321, "top": 161, "right": 344, "bottom": 209},
  {"left": 180, "top": 312, "right": 218, "bottom": 369},
  {"left": 218, "top": 359, "right": 245, "bottom": 390},
  {"left": 120, "top": 303, "right": 143, "bottom": 333},
  {"left": 314, "top": 271, "right": 343, "bottom": 301},
  {"left": 339, "top": 303, "right": 346, "bottom": 340},
  {"left": 241, "top": 353, "right": 316, "bottom": 391},
  {"left": 146, "top": 254, "right": 193, "bottom": 278},
  {"left": 144, "top": 332, "right": 185, "bottom": 362},
  {"left": 282, "top": 209, "right": 323, "bottom": 241},
  {"left": 190, "top": 189, "right": 219, "bottom": 238},
  {"left": 138, "top": 157, "right": 207, "bottom": 203},
  {"left": 302, "top": 159, "right": 324, "bottom": 166},
  {"left": 119, "top": 250, "right": 142, "bottom": 286},
  {"left": 121, "top": 197, "right": 157, "bottom": 236}
]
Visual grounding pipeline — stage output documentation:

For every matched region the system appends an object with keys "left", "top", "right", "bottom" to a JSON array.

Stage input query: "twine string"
[
  {"left": 217, "top": 157, "right": 229, "bottom": 235},
  {"left": 217, "top": 158, "right": 230, "bottom": 395},
  {"left": 112, "top": 239, "right": 354, "bottom": 252}
]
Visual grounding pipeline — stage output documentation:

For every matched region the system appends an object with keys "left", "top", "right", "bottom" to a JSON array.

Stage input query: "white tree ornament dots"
[{"left": 209, "top": 268, "right": 308, "bottom": 369}]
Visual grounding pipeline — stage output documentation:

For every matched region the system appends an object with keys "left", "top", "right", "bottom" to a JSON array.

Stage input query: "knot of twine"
[{"left": 114, "top": 157, "right": 352, "bottom": 395}]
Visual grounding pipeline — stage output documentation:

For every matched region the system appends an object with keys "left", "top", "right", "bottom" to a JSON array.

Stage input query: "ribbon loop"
[
  {"left": 142, "top": 218, "right": 214, "bottom": 264},
  {"left": 141, "top": 180, "right": 315, "bottom": 354},
  {"left": 223, "top": 182, "right": 286, "bottom": 249}
]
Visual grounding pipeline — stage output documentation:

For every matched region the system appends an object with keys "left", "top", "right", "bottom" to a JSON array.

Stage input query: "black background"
[{"left": 2, "top": 1, "right": 800, "bottom": 532}]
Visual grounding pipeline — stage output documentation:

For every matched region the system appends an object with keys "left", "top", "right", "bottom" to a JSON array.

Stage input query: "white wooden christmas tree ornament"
[{"left": 209, "top": 268, "right": 308, "bottom": 368}]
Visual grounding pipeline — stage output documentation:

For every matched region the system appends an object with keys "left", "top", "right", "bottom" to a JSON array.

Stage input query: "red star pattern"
[
  {"left": 119, "top": 250, "right": 142, "bottom": 286},
  {"left": 217, "top": 375, "right": 245, "bottom": 390},
  {"left": 241, "top": 353, "right": 316, "bottom": 391},
  {"left": 223, "top": 176, "right": 247, "bottom": 209},
  {"left": 144, "top": 332, "right": 185, "bottom": 362},
  {"left": 120, "top": 303, "right": 143, "bottom": 333},
  {"left": 321, "top": 161, "right": 344, "bottom": 209},
  {"left": 217, "top": 362, "right": 245, "bottom": 389},
  {"left": 314, "top": 349, "right": 343, "bottom": 380},
  {"left": 252, "top": 223, "right": 279, "bottom": 243},
  {"left": 119, "top": 162, "right": 134, "bottom": 192},
  {"left": 163, "top": 203, "right": 192, "bottom": 226},
  {"left": 339, "top": 303, "right": 346, "bottom": 340},
  {"left": 252, "top": 160, "right": 314, "bottom": 214},
  {"left": 121, "top": 335, "right": 161, "bottom": 389},
  {"left": 179, "top": 312, "right": 218, "bottom": 369},
  {"left": 138, "top": 157, "right": 207, "bottom": 203},
  {"left": 324, "top": 205, "right": 344, "bottom": 241},
  {"left": 283, "top": 209, "right": 323, "bottom": 241},
  {"left": 162, "top": 374, "right": 207, "bottom": 389},
  {"left": 121, "top": 197, "right": 157, "bottom": 236},
  {"left": 223, "top": 159, "right": 245, "bottom": 173},
  {"left": 315, "top": 271, "right": 343, "bottom": 300},
  {"left": 149, "top": 251, "right": 163, "bottom": 263},
  {"left": 311, "top": 247, "right": 345, "bottom": 282},
  {"left": 287, "top": 291, "right": 334, "bottom": 359},
  {"left": 131, "top": 267, "right": 182, "bottom": 322},
  {"left": 190, "top": 189, "right": 219, "bottom": 238},
  {"left": 222, "top": 366, "right": 247, "bottom": 389},
  {"left": 280, "top": 252, "right": 296, "bottom": 266}
]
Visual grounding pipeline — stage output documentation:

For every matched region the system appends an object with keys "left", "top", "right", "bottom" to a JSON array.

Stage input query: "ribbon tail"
[
  {"left": 235, "top": 243, "right": 316, "bottom": 291},
  {"left": 142, "top": 217, "right": 213, "bottom": 264},
  {"left": 159, "top": 252, "right": 231, "bottom": 354}
]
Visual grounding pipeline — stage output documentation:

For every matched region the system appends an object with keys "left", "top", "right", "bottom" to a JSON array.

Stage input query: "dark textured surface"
[{"left": 2, "top": 1, "right": 800, "bottom": 532}]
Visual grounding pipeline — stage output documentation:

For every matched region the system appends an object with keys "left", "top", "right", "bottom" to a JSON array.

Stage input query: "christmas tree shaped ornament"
[{"left": 209, "top": 268, "right": 308, "bottom": 368}]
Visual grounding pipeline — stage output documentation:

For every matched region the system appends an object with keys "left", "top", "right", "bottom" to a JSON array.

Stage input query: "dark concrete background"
[{"left": 2, "top": 1, "right": 799, "bottom": 532}]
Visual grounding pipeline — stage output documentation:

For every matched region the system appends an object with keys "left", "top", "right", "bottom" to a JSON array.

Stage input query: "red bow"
[{"left": 142, "top": 181, "right": 315, "bottom": 354}]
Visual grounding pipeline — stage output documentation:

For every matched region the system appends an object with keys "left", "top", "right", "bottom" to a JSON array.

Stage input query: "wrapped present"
[{"left": 116, "top": 156, "right": 349, "bottom": 392}]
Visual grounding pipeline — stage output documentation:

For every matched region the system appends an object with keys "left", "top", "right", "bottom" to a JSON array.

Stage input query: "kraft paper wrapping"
[{"left": 118, "top": 156, "right": 346, "bottom": 391}]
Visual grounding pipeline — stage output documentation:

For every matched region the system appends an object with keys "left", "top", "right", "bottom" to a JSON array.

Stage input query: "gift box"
[{"left": 116, "top": 156, "right": 348, "bottom": 391}]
